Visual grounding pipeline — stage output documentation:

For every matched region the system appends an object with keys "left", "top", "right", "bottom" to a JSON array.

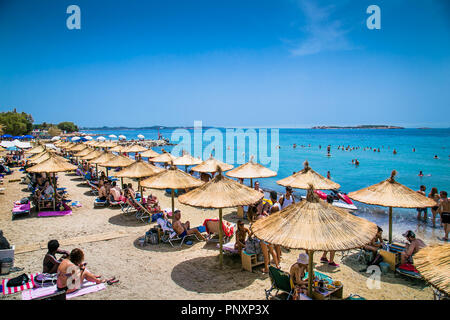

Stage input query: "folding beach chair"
[
  {"left": 133, "top": 201, "right": 152, "bottom": 223},
  {"left": 265, "top": 266, "right": 294, "bottom": 300},
  {"left": 94, "top": 198, "right": 108, "bottom": 207},
  {"left": 157, "top": 218, "right": 201, "bottom": 247}
]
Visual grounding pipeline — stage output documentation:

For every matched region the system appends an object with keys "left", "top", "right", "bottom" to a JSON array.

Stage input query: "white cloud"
[{"left": 290, "top": 1, "right": 355, "bottom": 56}]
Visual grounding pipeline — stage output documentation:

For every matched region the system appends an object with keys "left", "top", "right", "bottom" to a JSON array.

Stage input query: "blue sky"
[{"left": 0, "top": 0, "right": 449, "bottom": 128}]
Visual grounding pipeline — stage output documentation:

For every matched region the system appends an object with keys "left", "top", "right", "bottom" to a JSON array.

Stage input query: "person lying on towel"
[
  {"left": 401, "top": 230, "right": 426, "bottom": 264},
  {"left": 43, "top": 240, "right": 69, "bottom": 274},
  {"left": 172, "top": 210, "right": 206, "bottom": 241}
]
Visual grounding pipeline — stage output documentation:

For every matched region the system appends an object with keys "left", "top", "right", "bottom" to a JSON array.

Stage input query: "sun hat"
[
  {"left": 402, "top": 230, "right": 415, "bottom": 238},
  {"left": 297, "top": 253, "right": 309, "bottom": 265}
]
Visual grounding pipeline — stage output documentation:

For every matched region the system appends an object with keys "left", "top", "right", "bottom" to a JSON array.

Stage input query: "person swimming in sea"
[{"left": 418, "top": 171, "right": 424, "bottom": 177}]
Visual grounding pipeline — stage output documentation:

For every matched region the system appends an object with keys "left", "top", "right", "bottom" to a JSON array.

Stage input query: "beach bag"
[
  {"left": 245, "top": 237, "right": 261, "bottom": 255},
  {"left": 146, "top": 228, "right": 160, "bottom": 245},
  {"left": 34, "top": 273, "right": 57, "bottom": 288},
  {"left": 370, "top": 253, "right": 383, "bottom": 266},
  {"left": 7, "top": 273, "right": 29, "bottom": 287}
]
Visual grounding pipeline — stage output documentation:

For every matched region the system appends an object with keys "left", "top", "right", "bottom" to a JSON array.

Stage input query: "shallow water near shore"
[{"left": 82, "top": 128, "right": 450, "bottom": 244}]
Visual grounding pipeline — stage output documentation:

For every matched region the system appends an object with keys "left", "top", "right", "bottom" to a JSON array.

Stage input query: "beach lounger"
[
  {"left": 12, "top": 202, "right": 31, "bottom": 219},
  {"left": 94, "top": 198, "right": 108, "bottom": 207},
  {"left": 157, "top": 218, "right": 201, "bottom": 247},
  {"left": 265, "top": 266, "right": 294, "bottom": 300},
  {"left": 133, "top": 201, "right": 152, "bottom": 223}
]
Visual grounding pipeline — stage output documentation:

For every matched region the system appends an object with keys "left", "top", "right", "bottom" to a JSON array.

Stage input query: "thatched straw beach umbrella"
[
  {"left": 122, "top": 144, "right": 148, "bottom": 153},
  {"left": 74, "top": 147, "right": 94, "bottom": 158},
  {"left": 68, "top": 144, "right": 88, "bottom": 153},
  {"left": 226, "top": 156, "right": 276, "bottom": 187},
  {"left": 348, "top": 170, "right": 436, "bottom": 242},
  {"left": 141, "top": 165, "right": 203, "bottom": 214},
  {"left": 150, "top": 151, "right": 178, "bottom": 164},
  {"left": 414, "top": 244, "right": 450, "bottom": 296},
  {"left": 80, "top": 150, "right": 103, "bottom": 161},
  {"left": 277, "top": 161, "right": 340, "bottom": 190},
  {"left": 25, "top": 145, "right": 45, "bottom": 154},
  {"left": 90, "top": 152, "right": 117, "bottom": 177},
  {"left": 179, "top": 169, "right": 264, "bottom": 268},
  {"left": 251, "top": 186, "right": 377, "bottom": 297},
  {"left": 99, "top": 154, "right": 135, "bottom": 187},
  {"left": 109, "top": 145, "right": 124, "bottom": 153},
  {"left": 140, "top": 149, "right": 160, "bottom": 159},
  {"left": 114, "top": 160, "right": 163, "bottom": 198},
  {"left": 191, "top": 156, "right": 234, "bottom": 174},
  {"left": 172, "top": 152, "right": 202, "bottom": 172}
]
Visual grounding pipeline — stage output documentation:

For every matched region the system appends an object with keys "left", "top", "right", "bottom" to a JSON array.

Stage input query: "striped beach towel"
[{"left": 2, "top": 273, "right": 38, "bottom": 295}]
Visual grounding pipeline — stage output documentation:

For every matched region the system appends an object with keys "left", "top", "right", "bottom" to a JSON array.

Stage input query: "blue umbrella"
[
  {"left": 1, "top": 134, "right": 12, "bottom": 138},
  {"left": 13, "top": 136, "right": 22, "bottom": 140},
  {"left": 23, "top": 135, "right": 34, "bottom": 139}
]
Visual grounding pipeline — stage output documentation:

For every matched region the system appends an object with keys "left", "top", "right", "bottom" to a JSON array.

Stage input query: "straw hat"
[
  {"left": 178, "top": 169, "right": 264, "bottom": 208},
  {"left": 141, "top": 165, "right": 203, "bottom": 190},
  {"left": 348, "top": 170, "right": 436, "bottom": 208},
  {"left": 99, "top": 154, "right": 135, "bottom": 168},
  {"left": 277, "top": 161, "right": 340, "bottom": 190},
  {"left": 191, "top": 156, "right": 233, "bottom": 173},
  {"left": 150, "top": 152, "right": 178, "bottom": 164},
  {"left": 113, "top": 160, "right": 163, "bottom": 178},
  {"left": 122, "top": 144, "right": 148, "bottom": 153},
  {"left": 80, "top": 150, "right": 103, "bottom": 161},
  {"left": 251, "top": 186, "right": 378, "bottom": 251},
  {"left": 172, "top": 153, "right": 202, "bottom": 166},
  {"left": 140, "top": 149, "right": 160, "bottom": 158},
  {"left": 27, "top": 154, "right": 77, "bottom": 173},
  {"left": 226, "top": 157, "right": 276, "bottom": 179},
  {"left": 90, "top": 152, "right": 117, "bottom": 165},
  {"left": 414, "top": 244, "right": 450, "bottom": 294}
]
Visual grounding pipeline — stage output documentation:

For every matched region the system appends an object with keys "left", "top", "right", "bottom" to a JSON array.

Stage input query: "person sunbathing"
[
  {"left": 43, "top": 240, "right": 69, "bottom": 274},
  {"left": 98, "top": 181, "right": 108, "bottom": 201},
  {"left": 235, "top": 220, "right": 251, "bottom": 254},
  {"left": 172, "top": 210, "right": 206, "bottom": 241},
  {"left": 109, "top": 181, "right": 121, "bottom": 202},
  {"left": 363, "top": 226, "right": 384, "bottom": 254},
  {"left": 145, "top": 194, "right": 161, "bottom": 213},
  {"left": 290, "top": 253, "right": 309, "bottom": 297},
  {"left": 56, "top": 248, "right": 114, "bottom": 299},
  {"left": 401, "top": 230, "right": 426, "bottom": 264}
]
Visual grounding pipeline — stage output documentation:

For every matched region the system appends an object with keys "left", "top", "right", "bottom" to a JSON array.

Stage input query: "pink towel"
[
  {"left": 38, "top": 210, "right": 72, "bottom": 217},
  {"left": 21, "top": 280, "right": 106, "bottom": 300}
]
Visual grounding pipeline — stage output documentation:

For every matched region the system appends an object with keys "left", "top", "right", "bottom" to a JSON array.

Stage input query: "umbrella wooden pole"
[
  {"left": 171, "top": 189, "right": 175, "bottom": 215},
  {"left": 96, "top": 164, "right": 98, "bottom": 177},
  {"left": 185, "top": 165, "right": 188, "bottom": 173},
  {"left": 250, "top": 178, "right": 253, "bottom": 188},
  {"left": 106, "top": 167, "right": 109, "bottom": 178},
  {"left": 121, "top": 177, "right": 124, "bottom": 189},
  {"left": 308, "top": 250, "right": 314, "bottom": 298},
  {"left": 219, "top": 208, "right": 223, "bottom": 269},
  {"left": 389, "top": 206, "right": 393, "bottom": 243}
]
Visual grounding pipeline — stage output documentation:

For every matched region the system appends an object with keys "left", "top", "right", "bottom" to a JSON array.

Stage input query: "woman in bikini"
[{"left": 56, "top": 248, "right": 116, "bottom": 299}]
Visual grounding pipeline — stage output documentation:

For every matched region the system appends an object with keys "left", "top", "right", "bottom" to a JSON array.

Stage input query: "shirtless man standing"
[
  {"left": 438, "top": 191, "right": 450, "bottom": 241},
  {"left": 172, "top": 210, "right": 206, "bottom": 241},
  {"left": 400, "top": 230, "right": 426, "bottom": 264}
]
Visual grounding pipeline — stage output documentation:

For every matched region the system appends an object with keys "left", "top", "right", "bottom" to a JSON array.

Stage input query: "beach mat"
[
  {"left": 21, "top": 280, "right": 106, "bottom": 300},
  {"left": 38, "top": 210, "right": 72, "bottom": 217},
  {"left": 15, "top": 230, "right": 133, "bottom": 254}
]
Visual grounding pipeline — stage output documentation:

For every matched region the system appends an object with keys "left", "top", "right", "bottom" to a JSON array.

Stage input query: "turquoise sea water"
[{"left": 82, "top": 128, "right": 450, "bottom": 243}]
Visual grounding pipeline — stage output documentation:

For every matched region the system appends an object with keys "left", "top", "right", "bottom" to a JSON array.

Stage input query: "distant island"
[{"left": 312, "top": 125, "right": 404, "bottom": 129}]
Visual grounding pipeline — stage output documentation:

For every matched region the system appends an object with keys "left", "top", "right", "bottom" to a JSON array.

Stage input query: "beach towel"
[
  {"left": 218, "top": 241, "right": 239, "bottom": 254},
  {"left": 38, "top": 210, "right": 72, "bottom": 217},
  {"left": 398, "top": 263, "right": 419, "bottom": 273},
  {"left": 12, "top": 203, "right": 31, "bottom": 213},
  {"left": 203, "top": 219, "right": 234, "bottom": 237},
  {"left": 2, "top": 273, "right": 38, "bottom": 295},
  {"left": 21, "top": 280, "right": 106, "bottom": 300}
]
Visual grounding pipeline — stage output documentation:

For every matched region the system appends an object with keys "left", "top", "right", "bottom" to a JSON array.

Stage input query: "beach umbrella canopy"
[
  {"left": 29, "top": 151, "right": 60, "bottom": 164},
  {"left": 99, "top": 154, "right": 135, "bottom": 168},
  {"left": 103, "top": 142, "right": 118, "bottom": 148},
  {"left": 90, "top": 152, "right": 116, "bottom": 165},
  {"left": 141, "top": 165, "right": 203, "bottom": 213},
  {"left": 118, "top": 135, "right": 126, "bottom": 140},
  {"left": 150, "top": 151, "right": 178, "bottom": 164},
  {"left": 68, "top": 144, "right": 88, "bottom": 153},
  {"left": 414, "top": 244, "right": 450, "bottom": 295},
  {"left": 51, "top": 136, "right": 61, "bottom": 141},
  {"left": 109, "top": 134, "right": 117, "bottom": 139},
  {"left": 109, "top": 145, "right": 125, "bottom": 153},
  {"left": 277, "top": 161, "right": 340, "bottom": 190},
  {"left": 27, "top": 154, "right": 77, "bottom": 173},
  {"left": 80, "top": 150, "right": 103, "bottom": 161},
  {"left": 74, "top": 147, "right": 94, "bottom": 157},
  {"left": 226, "top": 157, "right": 276, "bottom": 186},
  {"left": 348, "top": 170, "right": 436, "bottom": 242},
  {"left": 25, "top": 145, "right": 45, "bottom": 154},
  {"left": 97, "top": 136, "right": 106, "bottom": 141},
  {"left": 137, "top": 134, "right": 145, "bottom": 139},
  {"left": 71, "top": 137, "right": 80, "bottom": 142},
  {"left": 114, "top": 160, "right": 163, "bottom": 179},
  {"left": 84, "top": 136, "right": 93, "bottom": 141},
  {"left": 172, "top": 153, "right": 202, "bottom": 167},
  {"left": 140, "top": 149, "right": 160, "bottom": 158},
  {"left": 251, "top": 186, "right": 377, "bottom": 297},
  {"left": 179, "top": 169, "right": 264, "bottom": 268},
  {"left": 1, "top": 134, "right": 12, "bottom": 138},
  {"left": 191, "top": 156, "right": 234, "bottom": 173},
  {"left": 122, "top": 144, "right": 148, "bottom": 153}
]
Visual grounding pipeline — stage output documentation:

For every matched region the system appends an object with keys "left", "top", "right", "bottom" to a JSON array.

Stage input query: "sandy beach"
[{"left": 0, "top": 168, "right": 435, "bottom": 300}]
